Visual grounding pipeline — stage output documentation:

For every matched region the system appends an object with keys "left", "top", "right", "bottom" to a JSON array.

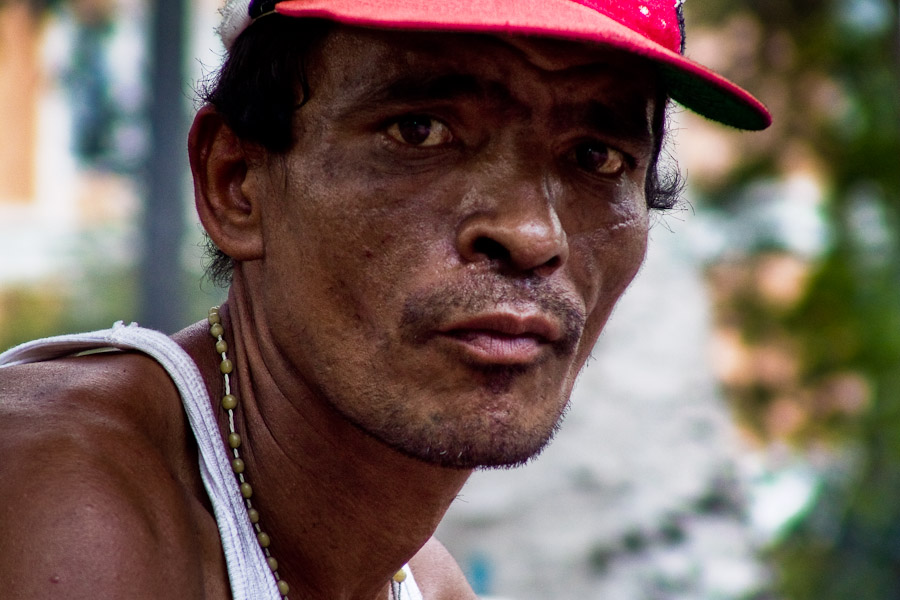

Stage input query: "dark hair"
[
  {"left": 198, "top": 17, "right": 333, "bottom": 287},
  {"left": 197, "top": 16, "right": 683, "bottom": 287}
]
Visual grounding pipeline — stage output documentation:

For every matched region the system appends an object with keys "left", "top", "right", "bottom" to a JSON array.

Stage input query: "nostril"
[
  {"left": 541, "top": 255, "right": 561, "bottom": 271},
  {"left": 471, "top": 237, "right": 510, "bottom": 262}
]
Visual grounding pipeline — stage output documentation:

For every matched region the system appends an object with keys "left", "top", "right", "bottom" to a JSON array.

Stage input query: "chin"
[
  {"left": 369, "top": 386, "right": 571, "bottom": 471},
  {"left": 432, "top": 416, "right": 565, "bottom": 470}
]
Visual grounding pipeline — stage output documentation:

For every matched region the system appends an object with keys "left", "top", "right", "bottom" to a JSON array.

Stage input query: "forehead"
[{"left": 306, "top": 25, "right": 660, "bottom": 119}]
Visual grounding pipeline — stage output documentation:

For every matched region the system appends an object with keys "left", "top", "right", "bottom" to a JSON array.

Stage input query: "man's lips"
[{"left": 435, "top": 312, "right": 562, "bottom": 365}]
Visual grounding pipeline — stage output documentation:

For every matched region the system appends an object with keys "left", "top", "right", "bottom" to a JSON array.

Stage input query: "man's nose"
[{"left": 455, "top": 174, "right": 569, "bottom": 277}]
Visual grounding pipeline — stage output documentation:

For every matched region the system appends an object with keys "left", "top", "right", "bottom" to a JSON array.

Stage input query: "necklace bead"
[
  {"left": 222, "top": 394, "right": 237, "bottom": 410},
  {"left": 240, "top": 482, "right": 254, "bottom": 498},
  {"left": 392, "top": 569, "right": 408, "bottom": 583}
]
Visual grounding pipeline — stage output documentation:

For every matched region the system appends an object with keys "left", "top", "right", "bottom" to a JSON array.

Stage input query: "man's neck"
[{"left": 177, "top": 285, "right": 471, "bottom": 599}]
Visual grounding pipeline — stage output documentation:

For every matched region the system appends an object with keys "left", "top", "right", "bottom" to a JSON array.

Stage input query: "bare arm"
[{"left": 0, "top": 359, "right": 226, "bottom": 599}]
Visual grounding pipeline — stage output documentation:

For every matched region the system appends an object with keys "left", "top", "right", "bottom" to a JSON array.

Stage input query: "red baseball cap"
[{"left": 220, "top": 0, "right": 771, "bottom": 131}]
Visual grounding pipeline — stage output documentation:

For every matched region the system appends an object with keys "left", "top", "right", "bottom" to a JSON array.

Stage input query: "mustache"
[{"left": 399, "top": 273, "right": 586, "bottom": 357}]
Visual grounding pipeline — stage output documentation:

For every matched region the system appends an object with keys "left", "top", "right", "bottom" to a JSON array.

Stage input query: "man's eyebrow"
[
  {"left": 559, "top": 100, "right": 655, "bottom": 148},
  {"left": 354, "top": 72, "right": 495, "bottom": 107}
]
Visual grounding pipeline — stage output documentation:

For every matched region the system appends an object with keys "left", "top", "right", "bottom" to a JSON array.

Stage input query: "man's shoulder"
[
  {"left": 0, "top": 349, "right": 182, "bottom": 448},
  {"left": 0, "top": 349, "right": 204, "bottom": 510},
  {"left": 410, "top": 537, "right": 479, "bottom": 600},
  {"left": 0, "top": 351, "right": 226, "bottom": 598}
]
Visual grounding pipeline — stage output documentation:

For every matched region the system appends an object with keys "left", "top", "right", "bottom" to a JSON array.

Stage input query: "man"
[{"left": 0, "top": 0, "right": 770, "bottom": 598}]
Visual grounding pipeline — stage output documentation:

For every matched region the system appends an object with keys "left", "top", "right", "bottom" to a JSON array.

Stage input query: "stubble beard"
[{"left": 338, "top": 273, "right": 587, "bottom": 470}]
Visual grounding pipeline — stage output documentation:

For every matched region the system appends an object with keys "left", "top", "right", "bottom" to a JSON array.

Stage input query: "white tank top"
[{"left": 0, "top": 321, "right": 424, "bottom": 600}]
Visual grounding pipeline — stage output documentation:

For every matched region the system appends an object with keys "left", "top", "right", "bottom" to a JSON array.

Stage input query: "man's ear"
[{"left": 189, "top": 105, "right": 265, "bottom": 261}]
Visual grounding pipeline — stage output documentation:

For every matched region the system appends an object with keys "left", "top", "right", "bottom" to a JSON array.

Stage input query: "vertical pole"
[{"left": 140, "top": 0, "right": 188, "bottom": 332}]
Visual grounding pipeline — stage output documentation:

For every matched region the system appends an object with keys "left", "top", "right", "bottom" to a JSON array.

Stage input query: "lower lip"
[{"left": 441, "top": 330, "right": 544, "bottom": 365}]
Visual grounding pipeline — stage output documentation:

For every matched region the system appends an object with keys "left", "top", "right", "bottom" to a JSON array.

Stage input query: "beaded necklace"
[{"left": 207, "top": 307, "right": 408, "bottom": 599}]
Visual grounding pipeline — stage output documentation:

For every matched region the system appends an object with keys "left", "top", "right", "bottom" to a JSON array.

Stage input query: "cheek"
[
  {"left": 271, "top": 155, "right": 459, "bottom": 326},
  {"left": 567, "top": 185, "right": 650, "bottom": 302},
  {"left": 568, "top": 197, "right": 649, "bottom": 343}
]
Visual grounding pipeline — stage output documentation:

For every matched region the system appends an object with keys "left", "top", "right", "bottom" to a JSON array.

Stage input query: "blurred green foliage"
[
  {"left": 0, "top": 263, "right": 224, "bottom": 350},
  {"left": 0, "top": 268, "right": 134, "bottom": 350},
  {"left": 690, "top": 0, "right": 900, "bottom": 597}
]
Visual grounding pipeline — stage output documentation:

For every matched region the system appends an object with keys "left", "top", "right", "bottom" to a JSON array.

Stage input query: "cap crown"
[
  {"left": 574, "top": 0, "right": 684, "bottom": 53},
  {"left": 247, "top": 0, "right": 686, "bottom": 53}
]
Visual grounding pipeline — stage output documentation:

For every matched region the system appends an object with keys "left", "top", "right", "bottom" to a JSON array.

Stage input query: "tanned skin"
[{"left": 0, "top": 25, "right": 657, "bottom": 599}]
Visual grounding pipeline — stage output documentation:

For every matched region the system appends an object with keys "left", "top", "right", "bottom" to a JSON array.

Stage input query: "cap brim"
[{"left": 274, "top": 0, "right": 771, "bottom": 131}]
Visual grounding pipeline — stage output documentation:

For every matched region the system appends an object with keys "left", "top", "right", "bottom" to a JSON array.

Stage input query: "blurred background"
[{"left": 0, "top": 0, "right": 898, "bottom": 598}]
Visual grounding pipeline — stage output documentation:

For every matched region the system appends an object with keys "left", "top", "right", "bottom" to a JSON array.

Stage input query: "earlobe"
[{"left": 188, "top": 105, "right": 265, "bottom": 262}]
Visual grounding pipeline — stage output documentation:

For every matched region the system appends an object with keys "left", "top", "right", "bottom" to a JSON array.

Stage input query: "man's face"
[{"left": 245, "top": 25, "right": 658, "bottom": 468}]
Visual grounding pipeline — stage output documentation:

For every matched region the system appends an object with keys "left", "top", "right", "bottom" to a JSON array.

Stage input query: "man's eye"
[
  {"left": 573, "top": 141, "right": 627, "bottom": 176},
  {"left": 386, "top": 116, "right": 453, "bottom": 147}
]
